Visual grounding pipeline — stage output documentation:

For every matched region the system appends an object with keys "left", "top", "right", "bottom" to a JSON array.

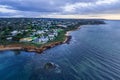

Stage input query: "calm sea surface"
[{"left": 0, "top": 20, "right": 120, "bottom": 80}]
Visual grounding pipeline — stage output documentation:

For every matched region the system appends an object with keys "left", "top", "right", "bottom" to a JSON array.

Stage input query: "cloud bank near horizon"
[{"left": 0, "top": 0, "right": 120, "bottom": 19}]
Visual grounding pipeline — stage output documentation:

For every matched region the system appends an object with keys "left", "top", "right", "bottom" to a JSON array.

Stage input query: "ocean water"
[{"left": 0, "top": 20, "right": 120, "bottom": 80}]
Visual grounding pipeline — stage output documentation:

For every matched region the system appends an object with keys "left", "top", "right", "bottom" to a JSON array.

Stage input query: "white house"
[
  {"left": 36, "top": 30, "right": 45, "bottom": 34},
  {"left": 57, "top": 24, "right": 67, "bottom": 28},
  {"left": 6, "top": 37, "right": 12, "bottom": 40},
  {"left": 48, "top": 34, "right": 55, "bottom": 40},
  {"left": 11, "top": 30, "right": 18, "bottom": 36}
]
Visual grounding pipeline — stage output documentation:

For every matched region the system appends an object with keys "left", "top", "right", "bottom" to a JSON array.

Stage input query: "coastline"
[
  {"left": 63, "top": 26, "right": 80, "bottom": 43},
  {"left": 0, "top": 26, "right": 80, "bottom": 53}
]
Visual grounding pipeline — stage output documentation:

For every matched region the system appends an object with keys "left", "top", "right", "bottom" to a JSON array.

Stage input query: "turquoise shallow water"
[{"left": 0, "top": 20, "right": 120, "bottom": 80}]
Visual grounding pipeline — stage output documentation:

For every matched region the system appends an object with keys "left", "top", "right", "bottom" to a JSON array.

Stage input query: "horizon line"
[{"left": 0, "top": 17, "right": 120, "bottom": 20}]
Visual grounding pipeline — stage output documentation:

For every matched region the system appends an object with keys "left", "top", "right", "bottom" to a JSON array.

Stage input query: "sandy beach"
[{"left": 0, "top": 46, "right": 22, "bottom": 51}]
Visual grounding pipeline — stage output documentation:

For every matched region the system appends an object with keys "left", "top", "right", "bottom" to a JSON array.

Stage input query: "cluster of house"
[
  {"left": 20, "top": 29, "right": 59, "bottom": 44},
  {"left": 7, "top": 29, "right": 61, "bottom": 44},
  {"left": 28, "top": 19, "right": 79, "bottom": 29},
  {"left": 4, "top": 18, "right": 80, "bottom": 44}
]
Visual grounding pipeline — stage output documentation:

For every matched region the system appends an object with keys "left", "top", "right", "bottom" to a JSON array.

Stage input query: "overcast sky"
[{"left": 0, "top": 0, "right": 120, "bottom": 19}]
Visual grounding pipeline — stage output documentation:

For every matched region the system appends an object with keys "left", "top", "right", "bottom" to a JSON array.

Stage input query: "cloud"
[
  {"left": 0, "top": 0, "right": 120, "bottom": 19},
  {"left": 0, "top": 5, "right": 17, "bottom": 13},
  {"left": 0, "top": 0, "right": 103, "bottom": 13},
  {"left": 62, "top": 0, "right": 120, "bottom": 14}
]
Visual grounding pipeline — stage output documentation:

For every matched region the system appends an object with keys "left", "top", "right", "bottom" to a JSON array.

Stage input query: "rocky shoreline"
[{"left": 23, "top": 41, "right": 63, "bottom": 53}]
